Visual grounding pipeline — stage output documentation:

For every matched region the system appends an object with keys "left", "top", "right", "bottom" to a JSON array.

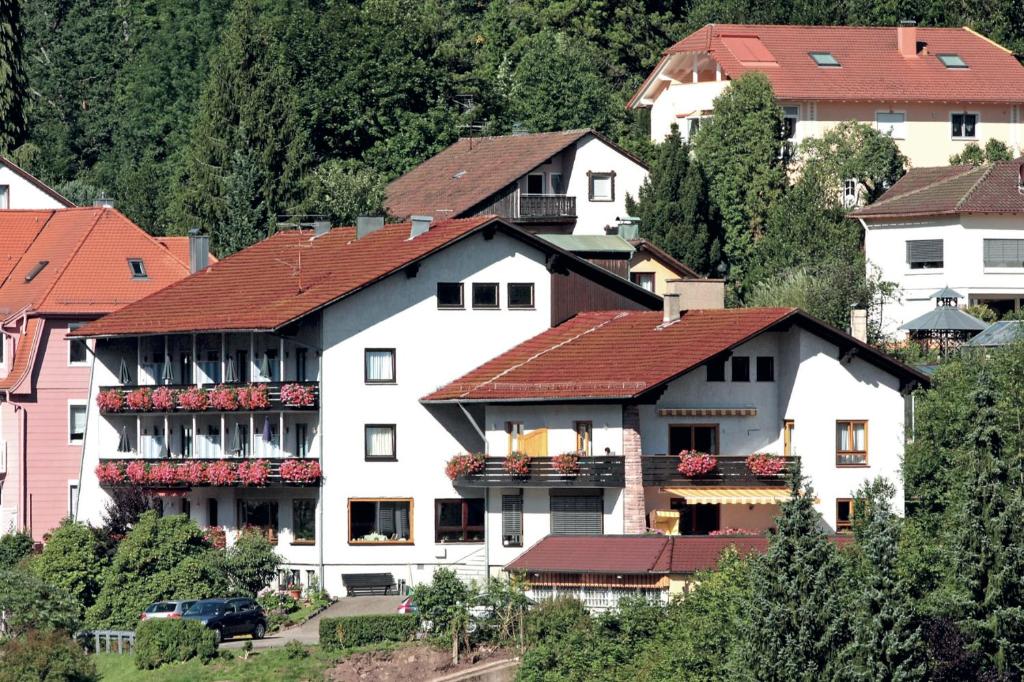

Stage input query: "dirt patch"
[{"left": 326, "top": 644, "right": 514, "bottom": 682}]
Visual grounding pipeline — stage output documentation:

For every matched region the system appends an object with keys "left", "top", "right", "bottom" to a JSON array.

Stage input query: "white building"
[
  {"left": 854, "top": 160, "right": 1024, "bottom": 335},
  {"left": 0, "top": 155, "right": 73, "bottom": 210}
]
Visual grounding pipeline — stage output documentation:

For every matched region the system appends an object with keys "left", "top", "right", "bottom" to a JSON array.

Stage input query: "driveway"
[{"left": 222, "top": 595, "right": 405, "bottom": 650}]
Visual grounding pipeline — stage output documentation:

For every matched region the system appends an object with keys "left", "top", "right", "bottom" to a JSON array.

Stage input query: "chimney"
[
  {"left": 897, "top": 20, "right": 917, "bottom": 58},
  {"left": 188, "top": 229, "right": 210, "bottom": 274},
  {"left": 93, "top": 195, "right": 115, "bottom": 209},
  {"left": 409, "top": 215, "right": 433, "bottom": 239},
  {"left": 663, "top": 293, "right": 681, "bottom": 323},
  {"left": 666, "top": 278, "right": 726, "bottom": 311},
  {"left": 849, "top": 308, "right": 868, "bottom": 343},
  {"left": 356, "top": 216, "right": 385, "bottom": 239}
]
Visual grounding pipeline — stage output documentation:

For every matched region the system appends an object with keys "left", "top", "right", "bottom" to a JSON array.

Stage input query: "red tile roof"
[
  {"left": 154, "top": 237, "right": 219, "bottom": 268},
  {"left": 631, "top": 24, "right": 1024, "bottom": 106},
  {"left": 852, "top": 159, "right": 1024, "bottom": 219},
  {"left": 0, "top": 156, "right": 74, "bottom": 207},
  {"left": 0, "top": 317, "right": 42, "bottom": 391}
]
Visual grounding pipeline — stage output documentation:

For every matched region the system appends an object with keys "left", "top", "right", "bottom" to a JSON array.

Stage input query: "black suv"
[{"left": 182, "top": 598, "right": 267, "bottom": 643}]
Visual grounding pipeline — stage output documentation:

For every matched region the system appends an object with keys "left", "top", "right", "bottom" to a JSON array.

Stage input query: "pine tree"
[{"left": 0, "top": 0, "right": 27, "bottom": 152}]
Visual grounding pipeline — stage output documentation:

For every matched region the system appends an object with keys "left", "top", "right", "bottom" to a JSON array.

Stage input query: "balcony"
[
  {"left": 518, "top": 194, "right": 576, "bottom": 222},
  {"left": 95, "top": 457, "right": 321, "bottom": 489},
  {"left": 97, "top": 381, "right": 319, "bottom": 414},
  {"left": 641, "top": 455, "right": 797, "bottom": 487},
  {"left": 454, "top": 456, "right": 624, "bottom": 488}
]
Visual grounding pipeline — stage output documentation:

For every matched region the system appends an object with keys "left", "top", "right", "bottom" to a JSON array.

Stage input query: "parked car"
[
  {"left": 140, "top": 600, "right": 197, "bottom": 621},
  {"left": 182, "top": 598, "right": 267, "bottom": 643}
]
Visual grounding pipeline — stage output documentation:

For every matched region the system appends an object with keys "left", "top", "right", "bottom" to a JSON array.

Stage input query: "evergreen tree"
[
  {"left": 625, "top": 124, "right": 720, "bottom": 275},
  {"left": 742, "top": 462, "right": 851, "bottom": 680},
  {"left": 0, "top": 0, "right": 27, "bottom": 152}
]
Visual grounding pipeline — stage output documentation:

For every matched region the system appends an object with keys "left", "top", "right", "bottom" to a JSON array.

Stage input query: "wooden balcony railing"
[
  {"left": 518, "top": 194, "right": 576, "bottom": 220},
  {"left": 96, "top": 457, "right": 321, "bottom": 488},
  {"left": 97, "top": 381, "right": 319, "bottom": 414},
  {"left": 641, "top": 455, "right": 797, "bottom": 487},
  {"left": 455, "top": 456, "right": 624, "bottom": 488}
]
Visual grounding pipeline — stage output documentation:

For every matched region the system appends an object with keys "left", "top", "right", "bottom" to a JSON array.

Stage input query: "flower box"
[
  {"left": 279, "top": 383, "right": 315, "bottom": 408},
  {"left": 746, "top": 453, "right": 786, "bottom": 477},
  {"left": 280, "top": 459, "right": 322, "bottom": 484},
  {"left": 96, "top": 390, "right": 125, "bottom": 413},
  {"left": 208, "top": 385, "right": 239, "bottom": 411},
  {"left": 677, "top": 451, "right": 717, "bottom": 477},
  {"left": 151, "top": 386, "right": 176, "bottom": 411},
  {"left": 238, "top": 459, "right": 270, "bottom": 486},
  {"left": 444, "top": 453, "right": 486, "bottom": 480},
  {"left": 125, "top": 387, "right": 154, "bottom": 411},
  {"left": 95, "top": 462, "right": 124, "bottom": 485},
  {"left": 552, "top": 452, "right": 581, "bottom": 476},
  {"left": 176, "top": 386, "right": 209, "bottom": 411},
  {"left": 206, "top": 461, "right": 237, "bottom": 486},
  {"left": 238, "top": 384, "right": 270, "bottom": 410},
  {"left": 175, "top": 460, "right": 207, "bottom": 486},
  {"left": 503, "top": 452, "right": 530, "bottom": 477},
  {"left": 125, "top": 461, "right": 148, "bottom": 484},
  {"left": 147, "top": 461, "right": 177, "bottom": 486}
]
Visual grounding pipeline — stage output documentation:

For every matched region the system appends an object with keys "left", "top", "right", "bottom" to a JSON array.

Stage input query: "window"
[
  {"left": 472, "top": 282, "right": 499, "bottom": 309},
  {"left": 756, "top": 356, "right": 775, "bottom": 382},
  {"left": 575, "top": 421, "right": 593, "bottom": 455},
  {"left": 549, "top": 173, "right": 564, "bottom": 194},
  {"left": 295, "top": 348, "right": 307, "bottom": 381},
  {"left": 938, "top": 54, "right": 968, "bottom": 69},
  {"left": 984, "top": 239, "right": 1024, "bottom": 268},
  {"left": 295, "top": 423, "right": 308, "bottom": 459},
  {"left": 906, "top": 239, "right": 944, "bottom": 270},
  {"left": 731, "top": 356, "right": 750, "bottom": 382},
  {"left": 783, "top": 420, "right": 795, "bottom": 457},
  {"left": 706, "top": 359, "right": 725, "bottom": 382},
  {"left": 208, "top": 498, "right": 218, "bottom": 526},
  {"left": 69, "top": 404, "right": 86, "bottom": 444},
  {"left": 875, "top": 112, "right": 906, "bottom": 139},
  {"left": 669, "top": 424, "right": 718, "bottom": 455},
  {"left": 68, "top": 482, "right": 79, "bottom": 517},
  {"left": 437, "top": 282, "right": 464, "bottom": 308},
  {"left": 630, "top": 272, "right": 655, "bottom": 292},
  {"left": 365, "top": 349, "right": 396, "bottom": 383},
  {"left": 588, "top": 172, "right": 615, "bottom": 202},
  {"left": 782, "top": 106, "right": 799, "bottom": 140},
  {"left": 836, "top": 499, "right": 854, "bottom": 532},
  {"left": 526, "top": 173, "right": 545, "bottom": 194},
  {"left": 502, "top": 494, "right": 523, "bottom": 547},
  {"left": 951, "top": 112, "right": 978, "bottom": 139},
  {"left": 349, "top": 499, "right": 412, "bottom": 543},
  {"left": 809, "top": 51, "right": 840, "bottom": 67},
  {"left": 435, "top": 498, "right": 485, "bottom": 543},
  {"left": 365, "top": 425, "right": 396, "bottom": 460},
  {"left": 237, "top": 500, "right": 279, "bottom": 543},
  {"left": 292, "top": 499, "right": 316, "bottom": 544},
  {"left": 836, "top": 420, "right": 868, "bottom": 465},
  {"left": 508, "top": 283, "right": 534, "bottom": 309},
  {"left": 68, "top": 323, "right": 88, "bottom": 365},
  {"left": 843, "top": 179, "right": 858, "bottom": 208},
  {"left": 127, "top": 258, "right": 147, "bottom": 279},
  {"left": 550, "top": 490, "right": 603, "bottom": 535},
  {"left": 0, "top": 185, "right": 8, "bottom": 209},
  {"left": 687, "top": 117, "right": 701, "bottom": 138},
  {"left": 506, "top": 421, "right": 524, "bottom": 454}
]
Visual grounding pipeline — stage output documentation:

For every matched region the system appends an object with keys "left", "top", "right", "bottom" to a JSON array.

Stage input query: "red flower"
[
  {"left": 125, "top": 461, "right": 148, "bottom": 484},
  {"left": 175, "top": 460, "right": 207, "bottom": 486},
  {"left": 125, "top": 387, "right": 154, "bottom": 411},
  {"left": 237, "top": 385, "right": 270, "bottom": 410},
  {"left": 204, "top": 526, "right": 226, "bottom": 549},
  {"left": 279, "top": 383, "right": 315, "bottom": 407},
  {"left": 177, "top": 386, "right": 209, "bottom": 411},
  {"left": 96, "top": 390, "right": 125, "bottom": 413},
  {"left": 206, "top": 461, "right": 237, "bottom": 486},
  {"left": 280, "top": 459, "right": 322, "bottom": 483},
  {"left": 208, "top": 386, "right": 239, "bottom": 411},
  {"left": 444, "top": 453, "right": 486, "bottom": 481},
  {"left": 503, "top": 452, "right": 530, "bottom": 477},
  {"left": 552, "top": 452, "right": 581, "bottom": 475},
  {"left": 238, "top": 459, "right": 269, "bottom": 486},
  {"left": 151, "top": 387, "right": 176, "bottom": 411},
  {"left": 95, "top": 462, "right": 124, "bottom": 485},
  {"left": 147, "top": 461, "right": 177, "bottom": 485},
  {"left": 746, "top": 453, "right": 786, "bottom": 477},
  {"left": 677, "top": 451, "right": 717, "bottom": 477}
]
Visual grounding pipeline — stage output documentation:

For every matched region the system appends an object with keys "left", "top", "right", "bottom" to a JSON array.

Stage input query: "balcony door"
[{"left": 668, "top": 424, "right": 719, "bottom": 456}]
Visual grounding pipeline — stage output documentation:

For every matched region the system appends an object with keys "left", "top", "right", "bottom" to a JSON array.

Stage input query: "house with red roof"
[
  {"left": 630, "top": 22, "right": 1024, "bottom": 167},
  {"left": 0, "top": 207, "right": 210, "bottom": 538},
  {"left": 852, "top": 159, "right": 1024, "bottom": 334},
  {"left": 0, "top": 156, "right": 73, "bottom": 210}
]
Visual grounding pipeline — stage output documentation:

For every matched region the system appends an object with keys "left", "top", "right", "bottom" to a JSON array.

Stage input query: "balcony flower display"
[
  {"left": 677, "top": 451, "right": 717, "bottom": 477},
  {"left": 444, "top": 453, "right": 486, "bottom": 481},
  {"left": 125, "top": 387, "right": 154, "bottom": 411},
  {"left": 280, "top": 459, "right": 322, "bottom": 484},
  {"left": 206, "top": 460, "right": 237, "bottom": 486},
  {"left": 238, "top": 384, "right": 270, "bottom": 410},
  {"left": 552, "top": 451, "right": 581, "bottom": 476},
  {"left": 175, "top": 460, "right": 207, "bottom": 486},
  {"left": 125, "top": 460, "right": 148, "bottom": 484},
  {"left": 95, "top": 462, "right": 124, "bottom": 485},
  {"left": 746, "top": 453, "right": 786, "bottom": 477},
  {"left": 280, "top": 383, "right": 315, "bottom": 407},
  {"left": 503, "top": 451, "right": 530, "bottom": 477},
  {"left": 147, "top": 461, "right": 177, "bottom": 486},
  {"left": 204, "top": 526, "right": 227, "bottom": 550},
  {"left": 238, "top": 459, "right": 270, "bottom": 486},
  {"left": 96, "top": 389, "right": 125, "bottom": 413},
  {"left": 208, "top": 385, "right": 239, "bottom": 411},
  {"left": 709, "top": 528, "right": 758, "bottom": 537},
  {"left": 151, "top": 386, "right": 176, "bottom": 411},
  {"left": 176, "top": 386, "right": 209, "bottom": 411}
]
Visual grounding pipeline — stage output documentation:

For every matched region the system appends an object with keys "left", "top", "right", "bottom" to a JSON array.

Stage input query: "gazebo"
[{"left": 900, "top": 287, "right": 987, "bottom": 355}]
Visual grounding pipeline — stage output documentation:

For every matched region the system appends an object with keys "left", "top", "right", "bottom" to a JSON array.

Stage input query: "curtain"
[
  {"left": 366, "top": 426, "right": 394, "bottom": 458},
  {"left": 852, "top": 423, "right": 866, "bottom": 451},
  {"left": 377, "top": 501, "right": 410, "bottom": 540},
  {"left": 366, "top": 351, "right": 394, "bottom": 382},
  {"left": 836, "top": 423, "right": 850, "bottom": 451}
]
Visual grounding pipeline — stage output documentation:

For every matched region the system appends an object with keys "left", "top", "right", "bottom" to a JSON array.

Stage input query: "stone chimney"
[
  {"left": 666, "top": 278, "right": 726, "bottom": 311},
  {"left": 849, "top": 308, "right": 868, "bottom": 343},
  {"left": 663, "top": 293, "right": 681, "bottom": 323},
  {"left": 898, "top": 20, "right": 917, "bottom": 59},
  {"left": 188, "top": 229, "right": 210, "bottom": 274}
]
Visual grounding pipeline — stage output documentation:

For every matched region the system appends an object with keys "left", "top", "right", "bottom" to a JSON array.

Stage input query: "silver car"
[{"left": 140, "top": 600, "right": 198, "bottom": 621}]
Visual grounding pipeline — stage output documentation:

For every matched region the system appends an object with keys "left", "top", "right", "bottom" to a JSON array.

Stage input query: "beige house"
[
  {"left": 627, "top": 238, "right": 700, "bottom": 293},
  {"left": 630, "top": 22, "right": 1024, "bottom": 168}
]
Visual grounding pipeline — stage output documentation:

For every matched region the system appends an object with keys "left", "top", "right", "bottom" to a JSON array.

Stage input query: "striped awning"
[
  {"left": 663, "top": 486, "right": 789, "bottom": 505},
  {"left": 658, "top": 407, "right": 757, "bottom": 417}
]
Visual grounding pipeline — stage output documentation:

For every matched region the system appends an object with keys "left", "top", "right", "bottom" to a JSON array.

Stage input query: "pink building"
[{"left": 0, "top": 207, "right": 208, "bottom": 539}]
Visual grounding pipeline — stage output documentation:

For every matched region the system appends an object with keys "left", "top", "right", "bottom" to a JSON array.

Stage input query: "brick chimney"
[
  {"left": 898, "top": 20, "right": 917, "bottom": 59},
  {"left": 665, "top": 278, "right": 726, "bottom": 311}
]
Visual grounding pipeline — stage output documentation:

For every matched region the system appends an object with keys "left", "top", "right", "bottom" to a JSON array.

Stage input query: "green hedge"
[
  {"left": 134, "top": 619, "right": 217, "bottom": 670},
  {"left": 319, "top": 614, "right": 418, "bottom": 650}
]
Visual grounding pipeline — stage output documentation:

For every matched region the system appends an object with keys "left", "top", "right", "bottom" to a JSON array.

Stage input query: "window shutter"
[
  {"left": 906, "top": 239, "right": 943, "bottom": 264},
  {"left": 550, "top": 491, "right": 603, "bottom": 535},
  {"left": 502, "top": 494, "right": 523, "bottom": 544},
  {"left": 984, "top": 239, "right": 1024, "bottom": 267}
]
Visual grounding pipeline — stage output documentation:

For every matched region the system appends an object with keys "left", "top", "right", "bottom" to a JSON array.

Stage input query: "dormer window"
[
  {"left": 809, "top": 52, "right": 840, "bottom": 67},
  {"left": 938, "top": 54, "right": 967, "bottom": 69},
  {"left": 128, "top": 258, "right": 147, "bottom": 279}
]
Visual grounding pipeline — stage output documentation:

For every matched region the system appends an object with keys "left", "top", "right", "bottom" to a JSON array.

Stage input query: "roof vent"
[
  {"left": 24, "top": 260, "right": 48, "bottom": 282},
  {"left": 188, "top": 229, "right": 210, "bottom": 274},
  {"left": 409, "top": 215, "right": 433, "bottom": 239},
  {"left": 93, "top": 195, "right": 115, "bottom": 209},
  {"left": 312, "top": 220, "right": 331, "bottom": 237},
  {"left": 356, "top": 216, "right": 385, "bottom": 239}
]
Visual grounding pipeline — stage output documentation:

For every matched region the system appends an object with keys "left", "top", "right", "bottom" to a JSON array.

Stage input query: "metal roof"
[
  {"left": 538, "top": 234, "right": 636, "bottom": 254},
  {"left": 965, "top": 320, "right": 1024, "bottom": 347},
  {"left": 931, "top": 286, "right": 964, "bottom": 299},
  {"left": 899, "top": 307, "right": 988, "bottom": 332}
]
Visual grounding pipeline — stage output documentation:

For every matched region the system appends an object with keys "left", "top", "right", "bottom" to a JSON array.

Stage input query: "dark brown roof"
[
  {"left": 0, "top": 156, "right": 74, "bottom": 207},
  {"left": 629, "top": 239, "right": 699, "bottom": 278},
  {"left": 852, "top": 160, "right": 1024, "bottom": 219}
]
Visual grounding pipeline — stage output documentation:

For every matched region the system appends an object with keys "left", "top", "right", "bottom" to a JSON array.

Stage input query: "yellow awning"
[{"left": 662, "top": 486, "right": 790, "bottom": 505}]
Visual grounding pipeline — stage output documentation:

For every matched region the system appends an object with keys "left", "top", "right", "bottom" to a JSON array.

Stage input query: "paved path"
[{"left": 222, "top": 595, "right": 405, "bottom": 650}]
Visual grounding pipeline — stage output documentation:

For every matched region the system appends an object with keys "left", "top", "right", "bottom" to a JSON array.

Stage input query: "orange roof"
[
  {"left": 0, "top": 317, "right": 42, "bottom": 391},
  {"left": 155, "top": 237, "right": 218, "bottom": 268},
  {"left": 631, "top": 24, "right": 1024, "bottom": 107}
]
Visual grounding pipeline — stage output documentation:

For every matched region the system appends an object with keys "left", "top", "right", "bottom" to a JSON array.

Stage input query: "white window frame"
[
  {"left": 67, "top": 322, "right": 89, "bottom": 367},
  {"left": 548, "top": 173, "right": 563, "bottom": 194},
  {"left": 68, "top": 400, "right": 87, "bottom": 446},
  {"left": 68, "top": 480, "right": 80, "bottom": 518},
  {"left": 950, "top": 111, "right": 980, "bottom": 140},
  {"left": 0, "top": 333, "right": 7, "bottom": 368},
  {"left": 842, "top": 179, "right": 859, "bottom": 208},
  {"left": 874, "top": 111, "right": 907, "bottom": 140}
]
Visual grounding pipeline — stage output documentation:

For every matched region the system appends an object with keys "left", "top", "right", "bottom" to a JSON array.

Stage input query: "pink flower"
[
  {"left": 204, "top": 526, "right": 226, "bottom": 549},
  {"left": 176, "top": 386, "right": 209, "bottom": 411},
  {"left": 677, "top": 451, "right": 717, "bottom": 477},
  {"left": 175, "top": 460, "right": 207, "bottom": 486},
  {"left": 238, "top": 460, "right": 269, "bottom": 486},
  {"left": 746, "top": 453, "right": 787, "bottom": 477},
  {"left": 208, "top": 386, "right": 239, "bottom": 411},
  {"left": 280, "top": 459, "right": 322, "bottom": 483},
  {"left": 279, "top": 383, "right": 315, "bottom": 407},
  {"left": 125, "top": 461, "right": 148, "bottom": 484},
  {"left": 125, "top": 388, "right": 154, "bottom": 411},
  {"left": 238, "top": 385, "right": 269, "bottom": 410},
  {"left": 503, "top": 452, "right": 530, "bottom": 477},
  {"left": 151, "top": 387, "right": 176, "bottom": 411},
  {"left": 205, "top": 461, "right": 236, "bottom": 486},
  {"left": 147, "top": 461, "right": 177, "bottom": 485},
  {"left": 444, "top": 453, "right": 485, "bottom": 481},
  {"left": 552, "top": 452, "right": 581, "bottom": 475},
  {"left": 96, "top": 390, "right": 125, "bottom": 413},
  {"left": 95, "top": 462, "right": 124, "bottom": 485}
]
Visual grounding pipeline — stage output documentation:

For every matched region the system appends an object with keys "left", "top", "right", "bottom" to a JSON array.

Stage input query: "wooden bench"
[{"left": 342, "top": 572, "right": 397, "bottom": 596}]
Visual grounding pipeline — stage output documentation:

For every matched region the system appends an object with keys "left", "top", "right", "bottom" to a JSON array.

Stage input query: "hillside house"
[{"left": 0, "top": 156, "right": 73, "bottom": 210}]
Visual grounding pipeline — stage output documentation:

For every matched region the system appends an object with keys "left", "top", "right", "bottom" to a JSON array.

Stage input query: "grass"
[{"left": 93, "top": 642, "right": 401, "bottom": 681}]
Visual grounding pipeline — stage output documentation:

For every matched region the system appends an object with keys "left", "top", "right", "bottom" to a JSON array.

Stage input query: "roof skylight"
[
  {"left": 809, "top": 52, "right": 840, "bottom": 67},
  {"left": 938, "top": 54, "right": 968, "bottom": 69},
  {"left": 128, "top": 258, "right": 147, "bottom": 279},
  {"left": 24, "top": 260, "right": 48, "bottom": 282}
]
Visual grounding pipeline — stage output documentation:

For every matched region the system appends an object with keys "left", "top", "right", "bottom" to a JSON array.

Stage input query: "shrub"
[
  {"left": 319, "top": 614, "right": 418, "bottom": 650},
  {"left": 221, "top": 528, "right": 281, "bottom": 596},
  {"left": 0, "top": 531, "right": 34, "bottom": 569},
  {"left": 0, "top": 629, "right": 96, "bottom": 682},
  {"left": 411, "top": 567, "right": 470, "bottom": 639},
  {"left": 0, "top": 568, "right": 82, "bottom": 636},
  {"left": 525, "top": 596, "right": 590, "bottom": 645},
  {"left": 284, "top": 639, "right": 308, "bottom": 659},
  {"left": 31, "top": 520, "right": 106, "bottom": 619},
  {"left": 134, "top": 619, "right": 216, "bottom": 670}
]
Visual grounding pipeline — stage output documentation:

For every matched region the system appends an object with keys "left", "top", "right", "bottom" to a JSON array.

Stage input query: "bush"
[
  {"left": 31, "top": 520, "right": 106, "bottom": 619},
  {"left": 0, "top": 531, "right": 34, "bottom": 569},
  {"left": 284, "top": 639, "right": 308, "bottom": 659},
  {"left": 0, "top": 629, "right": 96, "bottom": 682},
  {"left": 525, "top": 596, "right": 590, "bottom": 645},
  {"left": 221, "top": 529, "right": 281, "bottom": 596},
  {"left": 134, "top": 619, "right": 217, "bottom": 670},
  {"left": 0, "top": 568, "right": 82, "bottom": 636},
  {"left": 319, "top": 614, "right": 418, "bottom": 651},
  {"left": 410, "top": 567, "right": 470, "bottom": 639}
]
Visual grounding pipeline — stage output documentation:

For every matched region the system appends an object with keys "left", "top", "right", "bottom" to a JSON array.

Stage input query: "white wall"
[
  {"left": 649, "top": 80, "right": 729, "bottom": 144},
  {"left": 0, "top": 165, "right": 67, "bottom": 209},
  {"left": 564, "top": 136, "right": 647, "bottom": 235}
]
